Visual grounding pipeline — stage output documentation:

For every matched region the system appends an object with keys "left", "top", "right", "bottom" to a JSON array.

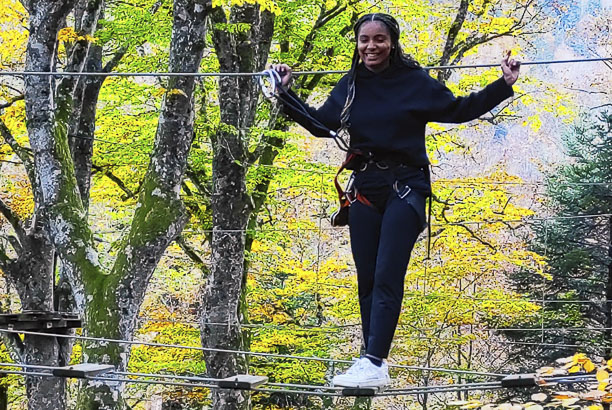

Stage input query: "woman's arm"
[
  {"left": 270, "top": 64, "right": 343, "bottom": 137},
  {"left": 425, "top": 52, "right": 520, "bottom": 124}
]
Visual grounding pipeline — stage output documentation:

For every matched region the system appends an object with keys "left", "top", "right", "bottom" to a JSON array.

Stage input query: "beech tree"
[{"left": 0, "top": 0, "right": 210, "bottom": 408}]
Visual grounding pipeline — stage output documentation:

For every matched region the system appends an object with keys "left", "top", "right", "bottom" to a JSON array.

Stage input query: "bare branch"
[
  {"left": 458, "top": 222, "right": 497, "bottom": 252},
  {"left": 0, "top": 94, "right": 25, "bottom": 110},
  {"left": 92, "top": 163, "right": 136, "bottom": 199},
  {"left": 0, "top": 198, "right": 26, "bottom": 242},
  {"left": 0, "top": 118, "right": 33, "bottom": 170},
  {"left": 564, "top": 87, "right": 609, "bottom": 95},
  {"left": 176, "top": 235, "right": 209, "bottom": 275}
]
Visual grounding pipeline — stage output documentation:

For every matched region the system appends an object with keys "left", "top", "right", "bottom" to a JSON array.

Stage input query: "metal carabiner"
[{"left": 258, "top": 69, "right": 282, "bottom": 99}]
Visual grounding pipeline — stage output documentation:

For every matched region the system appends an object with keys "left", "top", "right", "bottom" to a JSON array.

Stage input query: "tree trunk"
[
  {"left": 20, "top": 1, "right": 77, "bottom": 408},
  {"left": 200, "top": 5, "right": 274, "bottom": 409},
  {"left": 75, "top": 0, "right": 209, "bottom": 408}
]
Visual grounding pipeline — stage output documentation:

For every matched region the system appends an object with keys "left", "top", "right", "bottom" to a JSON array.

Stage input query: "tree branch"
[
  {"left": 0, "top": 118, "right": 34, "bottom": 171},
  {"left": 92, "top": 163, "right": 136, "bottom": 199},
  {"left": 176, "top": 235, "right": 209, "bottom": 276},
  {"left": 0, "top": 94, "right": 25, "bottom": 110},
  {"left": 0, "top": 198, "right": 26, "bottom": 243},
  {"left": 437, "top": 0, "right": 469, "bottom": 83}
]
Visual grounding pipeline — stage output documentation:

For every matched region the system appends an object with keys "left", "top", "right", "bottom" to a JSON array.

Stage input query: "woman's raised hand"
[
  {"left": 271, "top": 63, "right": 293, "bottom": 88},
  {"left": 501, "top": 51, "right": 521, "bottom": 86}
]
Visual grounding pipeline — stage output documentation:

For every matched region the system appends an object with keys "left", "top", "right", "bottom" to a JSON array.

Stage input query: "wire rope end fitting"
[{"left": 501, "top": 373, "right": 538, "bottom": 388}]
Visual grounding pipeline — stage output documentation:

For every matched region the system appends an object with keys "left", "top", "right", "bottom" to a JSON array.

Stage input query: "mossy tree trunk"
[
  {"left": 0, "top": 0, "right": 210, "bottom": 408},
  {"left": 200, "top": 5, "right": 274, "bottom": 410},
  {"left": 10, "top": 1, "right": 78, "bottom": 409},
  {"left": 76, "top": 0, "right": 210, "bottom": 407}
]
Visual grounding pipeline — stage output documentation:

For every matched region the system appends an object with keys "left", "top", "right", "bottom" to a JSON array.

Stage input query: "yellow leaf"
[
  {"left": 584, "top": 360, "right": 596, "bottom": 372},
  {"left": 597, "top": 369, "right": 610, "bottom": 382},
  {"left": 568, "top": 365, "right": 581, "bottom": 373},
  {"left": 607, "top": 358, "right": 612, "bottom": 370}
]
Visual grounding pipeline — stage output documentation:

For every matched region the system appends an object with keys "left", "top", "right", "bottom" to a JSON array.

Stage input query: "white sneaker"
[{"left": 332, "top": 358, "right": 390, "bottom": 388}]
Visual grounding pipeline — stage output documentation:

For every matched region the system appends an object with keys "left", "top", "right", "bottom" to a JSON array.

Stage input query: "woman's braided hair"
[{"left": 338, "top": 13, "right": 419, "bottom": 137}]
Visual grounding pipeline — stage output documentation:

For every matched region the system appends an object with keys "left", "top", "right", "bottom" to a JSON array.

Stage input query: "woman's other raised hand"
[{"left": 501, "top": 51, "right": 521, "bottom": 86}]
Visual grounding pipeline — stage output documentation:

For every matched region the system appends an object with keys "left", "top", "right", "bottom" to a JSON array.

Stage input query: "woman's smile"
[{"left": 358, "top": 21, "right": 392, "bottom": 73}]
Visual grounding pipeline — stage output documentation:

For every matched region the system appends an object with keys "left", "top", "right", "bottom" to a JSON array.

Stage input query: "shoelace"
[{"left": 345, "top": 358, "right": 367, "bottom": 375}]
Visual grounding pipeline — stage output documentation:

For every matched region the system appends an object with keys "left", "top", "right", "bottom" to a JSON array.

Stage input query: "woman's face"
[{"left": 357, "top": 21, "right": 392, "bottom": 72}]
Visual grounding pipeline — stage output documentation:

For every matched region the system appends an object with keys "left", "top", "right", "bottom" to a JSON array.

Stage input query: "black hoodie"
[{"left": 279, "top": 62, "right": 514, "bottom": 195}]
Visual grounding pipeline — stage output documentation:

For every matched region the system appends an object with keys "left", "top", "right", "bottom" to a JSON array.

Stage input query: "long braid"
[
  {"left": 337, "top": 13, "right": 419, "bottom": 144},
  {"left": 337, "top": 48, "right": 360, "bottom": 139}
]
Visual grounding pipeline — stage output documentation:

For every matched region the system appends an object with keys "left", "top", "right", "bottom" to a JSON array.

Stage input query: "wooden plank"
[
  {"left": 52, "top": 364, "right": 115, "bottom": 379},
  {"left": 218, "top": 374, "right": 268, "bottom": 390},
  {"left": 341, "top": 386, "right": 381, "bottom": 396}
]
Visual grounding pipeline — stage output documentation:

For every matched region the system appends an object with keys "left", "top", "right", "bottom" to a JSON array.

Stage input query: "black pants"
[{"left": 348, "top": 171, "right": 426, "bottom": 359}]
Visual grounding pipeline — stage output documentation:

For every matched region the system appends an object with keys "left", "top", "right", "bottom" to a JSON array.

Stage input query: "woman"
[{"left": 272, "top": 13, "right": 520, "bottom": 388}]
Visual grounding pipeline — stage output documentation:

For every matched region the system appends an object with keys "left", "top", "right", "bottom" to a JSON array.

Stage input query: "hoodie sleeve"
[
  {"left": 276, "top": 78, "right": 346, "bottom": 138},
  {"left": 422, "top": 74, "right": 514, "bottom": 124}
]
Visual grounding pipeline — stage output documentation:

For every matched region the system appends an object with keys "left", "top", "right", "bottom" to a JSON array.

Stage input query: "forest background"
[{"left": 0, "top": 0, "right": 609, "bottom": 409}]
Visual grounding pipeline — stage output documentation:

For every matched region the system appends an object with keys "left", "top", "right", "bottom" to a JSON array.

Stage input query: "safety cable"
[
  {"left": 0, "top": 329, "right": 504, "bottom": 378},
  {"left": 0, "top": 363, "right": 509, "bottom": 396},
  {"left": 3, "top": 157, "right": 611, "bottom": 189},
  {"left": 0, "top": 362, "right": 593, "bottom": 397},
  {"left": 0, "top": 57, "right": 610, "bottom": 78}
]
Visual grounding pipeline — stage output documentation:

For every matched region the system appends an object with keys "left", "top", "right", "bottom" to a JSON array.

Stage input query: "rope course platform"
[
  {"left": 0, "top": 311, "right": 81, "bottom": 331},
  {"left": 0, "top": 362, "right": 550, "bottom": 398}
]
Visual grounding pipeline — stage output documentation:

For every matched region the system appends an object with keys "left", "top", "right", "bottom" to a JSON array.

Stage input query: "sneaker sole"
[{"left": 332, "top": 378, "right": 390, "bottom": 388}]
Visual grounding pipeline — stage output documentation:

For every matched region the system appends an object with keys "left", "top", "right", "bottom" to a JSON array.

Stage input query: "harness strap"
[
  {"left": 334, "top": 153, "right": 373, "bottom": 208},
  {"left": 426, "top": 195, "right": 432, "bottom": 260}
]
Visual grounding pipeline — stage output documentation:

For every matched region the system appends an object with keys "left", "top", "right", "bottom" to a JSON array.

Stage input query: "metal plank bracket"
[
  {"left": 501, "top": 374, "right": 538, "bottom": 388},
  {"left": 52, "top": 364, "right": 115, "bottom": 379},
  {"left": 218, "top": 375, "right": 269, "bottom": 390},
  {"left": 341, "top": 386, "right": 382, "bottom": 396}
]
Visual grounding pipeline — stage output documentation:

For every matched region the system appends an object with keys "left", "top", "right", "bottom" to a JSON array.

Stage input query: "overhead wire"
[{"left": 0, "top": 57, "right": 610, "bottom": 78}]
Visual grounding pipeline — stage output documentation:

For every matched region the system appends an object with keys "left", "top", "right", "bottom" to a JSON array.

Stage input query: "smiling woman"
[
  {"left": 357, "top": 20, "right": 392, "bottom": 73},
  {"left": 270, "top": 12, "right": 520, "bottom": 389}
]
